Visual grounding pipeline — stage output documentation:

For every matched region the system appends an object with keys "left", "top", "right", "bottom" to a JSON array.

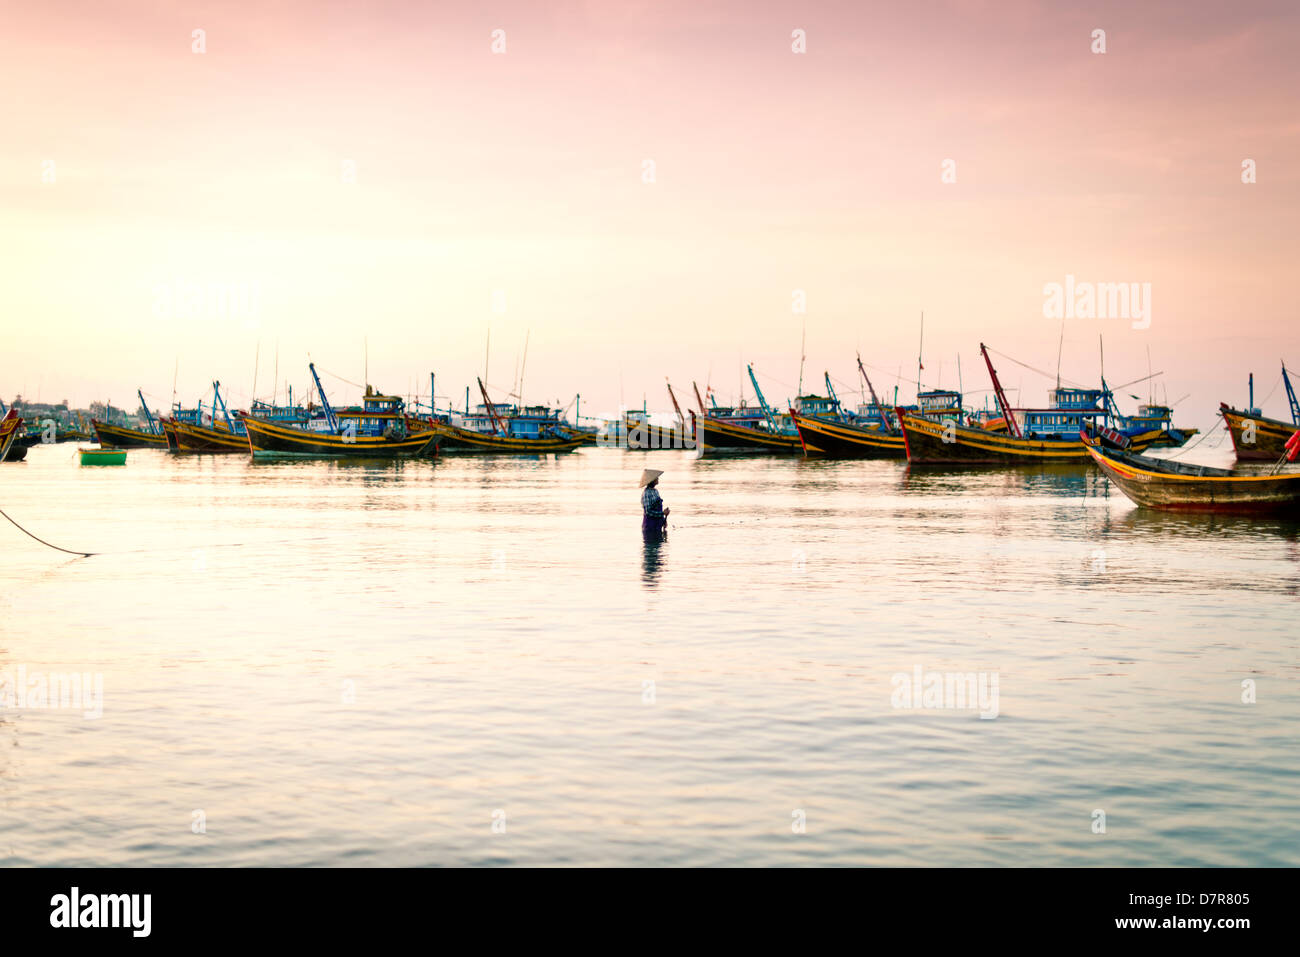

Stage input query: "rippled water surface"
[{"left": 1, "top": 441, "right": 1297, "bottom": 866}]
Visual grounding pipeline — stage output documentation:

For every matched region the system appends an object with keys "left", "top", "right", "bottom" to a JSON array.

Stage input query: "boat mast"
[
  {"left": 1283, "top": 362, "right": 1300, "bottom": 424},
  {"left": 823, "top": 372, "right": 840, "bottom": 412},
  {"left": 692, "top": 381, "right": 707, "bottom": 413},
  {"left": 477, "top": 377, "right": 506, "bottom": 435},
  {"left": 980, "top": 343, "right": 1022, "bottom": 438},
  {"left": 518, "top": 330, "right": 529, "bottom": 409},
  {"left": 856, "top": 354, "right": 884, "bottom": 416},
  {"left": 212, "top": 380, "right": 235, "bottom": 432},
  {"left": 746, "top": 364, "right": 780, "bottom": 432},
  {"left": 137, "top": 389, "right": 159, "bottom": 435},
  {"left": 665, "top": 379, "right": 685, "bottom": 431},
  {"left": 917, "top": 311, "right": 924, "bottom": 396},
  {"left": 797, "top": 321, "right": 806, "bottom": 397},
  {"left": 308, "top": 363, "right": 340, "bottom": 432}
]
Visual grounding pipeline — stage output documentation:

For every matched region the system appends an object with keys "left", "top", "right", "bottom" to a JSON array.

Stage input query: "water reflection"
[
  {"left": 641, "top": 530, "right": 667, "bottom": 587},
  {"left": 901, "top": 463, "right": 1096, "bottom": 497}
]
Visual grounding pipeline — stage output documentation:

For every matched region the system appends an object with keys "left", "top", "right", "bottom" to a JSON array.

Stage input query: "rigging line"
[
  {"left": 0, "top": 507, "right": 94, "bottom": 557},
  {"left": 985, "top": 347, "right": 1088, "bottom": 390},
  {"left": 1258, "top": 373, "right": 1282, "bottom": 408},
  {"left": 1161, "top": 428, "right": 1214, "bottom": 459},
  {"left": 315, "top": 366, "right": 365, "bottom": 389}
]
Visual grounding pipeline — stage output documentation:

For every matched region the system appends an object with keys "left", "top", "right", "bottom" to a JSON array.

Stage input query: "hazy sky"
[{"left": 2, "top": 0, "right": 1297, "bottom": 425}]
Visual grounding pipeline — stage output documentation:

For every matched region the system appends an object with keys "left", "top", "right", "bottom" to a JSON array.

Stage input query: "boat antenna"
[
  {"left": 251, "top": 341, "right": 260, "bottom": 403},
  {"left": 957, "top": 354, "right": 963, "bottom": 401},
  {"left": 364, "top": 337, "right": 369, "bottom": 392},
  {"left": 797, "top": 320, "right": 806, "bottom": 396},
  {"left": 1146, "top": 345, "right": 1153, "bottom": 405},
  {"left": 272, "top": 340, "right": 279, "bottom": 407},
  {"left": 1055, "top": 320, "right": 1065, "bottom": 389},
  {"left": 518, "top": 329, "right": 530, "bottom": 408},
  {"left": 172, "top": 358, "right": 179, "bottom": 409},
  {"left": 917, "top": 311, "right": 924, "bottom": 396}
]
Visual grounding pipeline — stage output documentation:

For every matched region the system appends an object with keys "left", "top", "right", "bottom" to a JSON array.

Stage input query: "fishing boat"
[
  {"left": 1109, "top": 400, "right": 1198, "bottom": 448},
  {"left": 160, "top": 400, "right": 204, "bottom": 451},
  {"left": 1082, "top": 425, "right": 1300, "bottom": 513},
  {"left": 79, "top": 448, "right": 127, "bottom": 466},
  {"left": 620, "top": 409, "right": 696, "bottom": 451},
  {"left": 790, "top": 360, "right": 927, "bottom": 458},
  {"left": 92, "top": 390, "right": 168, "bottom": 449},
  {"left": 243, "top": 364, "right": 440, "bottom": 458},
  {"left": 411, "top": 379, "right": 587, "bottom": 453},
  {"left": 692, "top": 368, "right": 803, "bottom": 454},
  {"left": 171, "top": 381, "right": 282, "bottom": 453},
  {"left": 1219, "top": 365, "right": 1299, "bottom": 461},
  {"left": 0, "top": 409, "right": 27, "bottom": 462},
  {"left": 899, "top": 344, "right": 1163, "bottom": 464}
]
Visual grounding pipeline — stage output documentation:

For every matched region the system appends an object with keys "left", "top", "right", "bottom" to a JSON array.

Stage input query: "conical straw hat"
[{"left": 639, "top": 469, "right": 664, "bottom": 488}]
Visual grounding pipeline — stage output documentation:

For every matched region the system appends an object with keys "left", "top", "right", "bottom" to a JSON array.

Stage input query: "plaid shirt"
[{"left": 641, "top": 485, "right": 664, "bottom": 517}]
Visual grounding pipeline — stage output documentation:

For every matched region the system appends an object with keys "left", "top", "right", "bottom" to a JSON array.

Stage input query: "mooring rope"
[{"left": 0, "top": 507, "right": 94, "bottom": 557}]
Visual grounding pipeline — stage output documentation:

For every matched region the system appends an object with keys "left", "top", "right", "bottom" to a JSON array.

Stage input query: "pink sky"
[{"left": 2, "top": 0, "right": 1297, "bottom": 425}]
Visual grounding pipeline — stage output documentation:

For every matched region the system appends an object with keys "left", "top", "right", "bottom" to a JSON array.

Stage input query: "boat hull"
[
  {"left": 1220, "top": 405, "right": 1295, "bottom": 461},
  {"left": 0, "top": 412, "right": 25, "bottom": 462},
  {"left": 622, "top": 417, "right": 697, "bottom": 451},
  {"left": 244, "top": 416, "right": 440, "bottom": 458},
  {"left": 695, "top": 414, "right": 799, "bottom": 453},
  {"left": 1085, "top": 442, "right": 1300, "bottom": 512},
  {"left": 161, "top": 419, "right": 180, "bottom": 452},
  {"left": 93, "top": 420, "right": 168, "bottom": 449},
  {"left": 422, "top": 419, "right": 586, "bottom": 453},
  {"left": 789, "top": 412, "right": 905, "bottom": 458},
  {"left": 173, "top": 420, "right": 250, "bottom": 453},
  {"left": 900, "top": 412, "right": 1161, "bottom": 464}
]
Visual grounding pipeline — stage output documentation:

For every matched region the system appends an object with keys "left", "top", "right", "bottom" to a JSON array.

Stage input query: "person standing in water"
[{"left": 640, "top": 469, "right": 669, "bottom": 534}]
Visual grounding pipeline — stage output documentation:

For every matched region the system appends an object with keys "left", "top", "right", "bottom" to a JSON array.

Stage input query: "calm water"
[{"left": 2, "top": 439, "right": 1297, "bottom": 866}]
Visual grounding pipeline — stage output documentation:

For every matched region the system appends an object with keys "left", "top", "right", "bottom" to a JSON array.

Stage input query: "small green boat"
[{"left": 80, "top": 447, "right": 127, "bottom": 466}]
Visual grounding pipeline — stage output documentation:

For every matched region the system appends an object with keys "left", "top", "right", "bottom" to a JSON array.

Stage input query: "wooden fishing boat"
[
  {"left": 160, "top": 417, "right": 181, "bottom": 451},
  {"left": 790, "top": 411, "right": 904, "bottom": 457},
  {"left": 244, "top": 364, "right": 439, "bottom": 458},
  {"left": 1082, "top": 429, "right": 1300, "bottom": 513},
  {"left": 171, "top": 381, "right": 275, "bottom": 453},
  {"left": 79, "top": 447, "right": 127, "bottom": 466},
  {"left": 1220, "top": 405, "right": 1294, "bottom": 461},
  {"left": 0, "top": 409, "right": 27, "bottom": 462},
  {"left": 244, "top": 415, "right": 439, "bottom": 457},
  {"left": 92, "top": 419, "right": 167, "bottom": 449},
  {"left": 790, "top": 368, "right": 954, "bottom": 458},
  {"left": 419, "top": 418, "right": 586, "bottom": 453},
  {"left": 694, "top": 411, "right": 801, "bottom": 453},
  {"left": 901, "top": 409, "right": 1163, "bottom": 464},
  {"left": 173, "top": 419, "right": 251, "bottom": 453},
  {"left": 92, "top": 390, "right": 167, "bottom": 448},
  {"left": 620, "top": 412, "right": 696, "bottom": 451},
  {"left": 1220, "top": 365, "right": 1300, "bottom": 461},
  {"left": 900, "top": 344, "right": 1162, "bottom": 464},
  {"left": 690, "top": 367, "right": 809, "bottom": 454},
  {"left": 412, "top": 379, "right": 587, "bottom": 453}
]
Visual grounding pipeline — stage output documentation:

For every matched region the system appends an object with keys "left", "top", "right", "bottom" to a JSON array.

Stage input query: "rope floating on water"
[{"left": 0, "top": 507, "right": 94, "bottom": 557}]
